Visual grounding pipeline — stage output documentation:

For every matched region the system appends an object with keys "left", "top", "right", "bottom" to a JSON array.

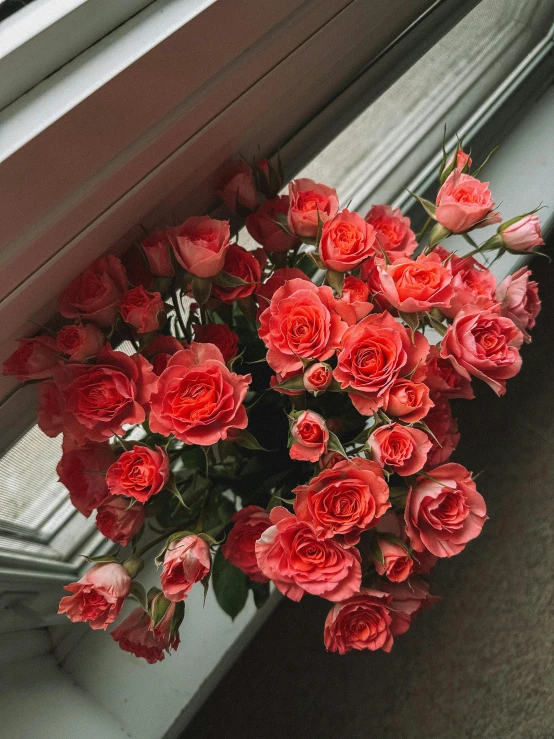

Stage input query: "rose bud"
[
  {"left": 58, "top": 562, "right": 131, "bottom": 629},
  {"left": 435, "top": 171, "right": 497, "bottom": 233},
  {"left": 369, "top": 423, "right": 432, "bottom": 477},
  {"left": 96, "top": 496, "right": 145, "bottom": 547},
  {"left": 193, "top": 323, "right": 239, "bottom": 363},
  {"left": 334, "top": 275, "right": 373, "bottom": 324},
  {"left": 323, "top": 589, "right": 395, "bottom": 654},
  {"left": 218, "top": 161, "right": 257, "bottom": 213},
  {"left": 319, "top": 209, "right": 376, "bottom": 272},
  {"left": 56, "top": 324, "right": 105, "bottom": 362},
  {"left": 141, "top": 230, "right": 174, "bottom": 277},
  {"left": 376, "top": 578, "right": 439, "bottom": 635},
  {"left": 499, "top": 214, "right": 544, "bottom": 252},
  {"left": 496, "top": 267, "right": 540, "bottom": 343},
  {"left": 303, "top": 362, "right": 333, "bottom": 394},
  {"left": 287, "top": 178, "right": 339, "bottom": 238},
  {"left": 222, "top": 505, "right": 271, "bottom": 582},
  {"left": 58, "top": 255, "right": 127, "bottom": 327},
  {"left": 374, "top": 537, "right": 413, "bottom": 583},
  {"left": 246, "top": 196, "right": 300, "bottom": 253},
  {"left": 377, "top": 252, "right": 454, "bottom": 313},
  {"left": 446, "top": 148, "right": 472, "bottom": 172},
  {"left": 385, "top": 379, "right": 433, "bottom": 423},
  {"left": 290, "top": 410, "right": 329, "bottom": 463},
  {"left": 57, "top": 442, "right": 116, "bottom": 517},
  {"left": 168, "top": 216, "right": 230, "bottom": 278},
  {"left": 120, "top": 286, "right": 164, "bottom": 334},
  {"left": 106, "top": 445, "right": 169, "bottom": 503},
  {"left": 161, "top": 535, "right": 211, "bottom": 602},
  {"left": 2, "top": 335, "right": 58, "bottom": 381},
  {"left": 211, "top": 244, "right": 261, "bottom": 303},
  {"left": 365, "top": 205, "right": 418, "bottom": 260},
  {"left": 37, "top": 380, "right": 64, "bottom": 438}
]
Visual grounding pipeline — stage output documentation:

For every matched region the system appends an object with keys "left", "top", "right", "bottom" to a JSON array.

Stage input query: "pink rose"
[
  {"left": 255, "top": 507, "right": 361, "bottom": 602},
  {"left": 376, "top": 578, "right": 439, "bottom": 635},
  {"left": 111, "top": 599, "right": 181, "bottom": 663},
  {"left": 141, "top": 230, "right": 174, "bottom": 277},
  {"left": 424, "top": 345, "right": 474, "bottom": 400},
  {"left": 161, "top": 535, "right": 211, "bottom": 601},
  {"left": 246, "top": 196, "right": 300, "bottom": 253},
  {"left": 384, "top": 379, "right": 433, "bottom": 422},
  {"left": 334, "top": 275, "right": 373, "bottom": 324},
  {"left": 193, "top": 323, "right": 239, "bottom": 363},
  {"left": 120, "top": 286, "right": 164, "bottom": 334},
  {"left": 405, "top": 462, "right": 487, "bottom": 557},
  {"left": 58, "top": 562, "right": 131, "bottom": 629},
  {"left": 323, "top": 589, "right": 395, "bottom": 654},
  {"left": 440, "top": 306, "right": 523, "bottom": 395},
  {"left": 303, "top": 362, "right": 333, "bottom": 394},
  {"left": 293, "top": 457, "right": 390, "bottom": 539},
  {"left": 106, "top": 445, "right": 169, "bottom": 502},
  {"left": 57, "top": 442, "right": 116, "bottom": 517},
  {"left": 319, "top": 209, "right": 376, "bottom": 272},
  {"left": 378, "top": 252, "right": 454, "bottom": 313},
  {"left": 435, "top": 171, "right": 496, "bottom": 233},
  {"left": 222, "top": 505, "right": 271, "bottom": 582},
  {"left": 141, "top": 335, "right": 185, "bottom": 375},
  {"left": 433, "top": 248, "right": 497, "bottom": 318},
  {"left": 211, "top": 244, "right": 261, "bottom": 303},
  {"left": 369, "top": 424, "right": 431, "bottom": 476},
  {"left": 423, "top": 396, "right": 460, "bottom": 468},
  {"left": 3, "top": 335, "right": 58, "bottom": 381},
  {"left": 500, "top": 214, "right": 544, "bottom": 252},
  {"left": 287, "top": 178, "right": 339, "bottom": 238},
  {"left": 149, "top": 343, "right": 251, "bottom": 445},
  {"left": 96, "top": 496, "right": 145, "bottom": 547},
  {"left": 365, "top": 205, "right": 417, "bottom": 260},
  {"left": 497, "top": 267, "right": 540, "bottom": 343},
  {"left": 169, "top": 216, "right": 230, "bottom": 278},
  {"left": 58, "top": 255, "right": 127, "bottom": 327},
  {"left": 37, "top": 380, "right": 64, "bottom": 437},
  {"left": 56, "top": 324, "right": 105, "bottom": 362},
  {"left": 258, "top": 278, "right": 347, "bottom": 374},
  {"left": 219, "top": 161, "right": 257, "bottom": 212},
  {"left": 290, "top": 411, "right": 329, "bottom": 463}
]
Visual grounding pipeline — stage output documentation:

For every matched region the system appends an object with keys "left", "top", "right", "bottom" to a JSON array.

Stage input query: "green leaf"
[
  {"left": 408, "top": 191, "right": 437, "bottom": 219},
  {"left": 370, "top": 537, "right": 385, "bottom": 567},
  {"left": 398, "top": 311, "right": 420, "bottom": 333},
  {"left": 326, "top": 269, "right": 344, "bottom": 296},
  {"left": 212, "top": 547, "right": 248, "bottom": 620},
  {"left": 151, "top": 593, "right": 172, "bottom": 628},
  {"left": 81, "top": 554, "right": 118, "bottom": 564},
  {"left": 271, "top": 374, "right": 305, "bottom": 392},
  {"left": 212, "top": 271, "right": 250, "bottom": 288},
  {"left": 427, "top": 313, "right": 448, "bottom": 337},
  {"left": 232, "top": 429, "right": 272, "bottom": 451},
  {"left": 472, "top": 145, "right": 499, "bottom": 179},
  {"left": 327, "top": 430, "right": 347, "bottom": 458},
  {"left": 249, "top": 580, "right": 270, "bottom": 609},
  {"left": 192, "top": 276, "right": 212, "bottom": 306},
  {"left": 428, "top": 223, "right": 451, "bottom": 248},
  {"left": 129, "top": 581, "right": 148, "bottom": 611}
]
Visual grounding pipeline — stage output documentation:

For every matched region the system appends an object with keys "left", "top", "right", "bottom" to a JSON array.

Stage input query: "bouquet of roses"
[{"left": 3, "top": 141, "right": 544, "bottom": 663}]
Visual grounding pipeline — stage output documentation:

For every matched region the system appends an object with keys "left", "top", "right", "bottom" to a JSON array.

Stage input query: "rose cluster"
[{"left": 3, "top": 144, "right": 544, "bottom": 660}]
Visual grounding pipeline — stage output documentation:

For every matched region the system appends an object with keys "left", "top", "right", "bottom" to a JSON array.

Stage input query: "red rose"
[
  {"left": 140, "top": 230, "right": 174, "bottom": 277},
  {"left": 405, "top": 462, "right": 487, "bottom": 557},
  {"left": 424, "top": 345, "right": 474, "bottom": 400},
  {"left": 141, "top": 335, "right": 185, "bottom": 375},
  {"left": 246, "top": 196, "right": 300, "bottom": 253},
  {"left": 290, "top": 410, "right": 329, "bottom": 463},
  {"left": 120, "top": 286, "right": 164, "bottom": 334},
  {"left": 149, "top": 342, "right": 251, "bottom": 445},
  {"left": 96, "top": 496, "right": 145, "bottom": 547},
  {"left": 497, "top": 267, "right": 540, "bottom": 343},
  {"left": 58, "top": 255, "right": 127, "bottom": 326},
  {"left": 334, "top": 275, "right": 373, "bottom": 324},
  {"left": 293, "top": 457, "right": 390, "bottom": 539},
  {"left": 106, "top": 445, "right": 169, "bottom": 503},
  {"left": 258, "top": 278, "right": 347, "bottom": 374},
  {"left": 222, "top": 505, "right": 271, "bottom": 582},
  {"left": 111, "top": 602, "right": 181, "bottom": 663},
  {"left": 378, "top": 252, "right": 454, "bottom": 313},
  {"left": 58, "top": 562, "right": 131, "bottom": 629},
  {"left": 323, "top": 589, "right": 395, "bottom": 654},
  {"left": 219, "top": 161, "right": 257, "bottom": 213},
  {"left": 365, "top": 205, "right": 417, "bottom": 260},
  {"left": 54, "top": 345, "right": 156, "bottom": 443},
  {"left": 56, "top": 324, "right": 105, "bottom": 362},
  {"left": 369, "top": 424, "right": 431, "bottom": 476},
  {"left": 303, "top": 362, "right": 333, "bottom": 394},
  {"left": 37, "top": 380, "right": 64, "bottom": 437},
  {"left": 435, "top": 171, "right": 497, "bottom": 233},
  {"left": 161, "top": 535, "right": 211, "bottom": 602},
  {"left": 193, "top": 323, "right": 239, "bottom": 363},
  {"left": 287, "top": 178, "right": 339, "bottom": 238},
  {"left": 423, "top": 396, "right": 460, "bottom": 468},
  {"left": 440, "top": 306, "right": 522, "bottom": 396},
  {"left": 384, "top": 379, "right": 433, "bottom": 422},
  {"left": 169, "top": 216, "right": 230, "bottom": 278},
  {"left": 319, "top": 209, "right": 376, "bottom": 272},
  {"left": 255, "top": 507, "right": 361, "bottom": 602},
  {"left": 57, "top": 442, "right": 116, "bottom": 517},
  {"left": 3, "top": 335, "right": 58, "bottom": 381}
]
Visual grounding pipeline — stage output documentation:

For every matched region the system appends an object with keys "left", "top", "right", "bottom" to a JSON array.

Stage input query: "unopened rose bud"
[
  {"left": 303, "top": 362, "right": 333, "bottom": 394},
  {"left": 499, "top": 214, "right": 544, "bottom": 253}
]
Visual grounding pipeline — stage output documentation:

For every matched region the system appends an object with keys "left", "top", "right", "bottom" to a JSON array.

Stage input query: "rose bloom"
[
  {"left": 440, "top": 306, "right": 523, "bottom": 396},
  {"left": 58, "top": 255, "right": 127, "bottom": 326},
  {"left": 168, "top": 216, "right": 230, "bottom": 278},
  {"left": 334, "top": 312, "right": 429, "bottom": 415},
  {"left": 324, "top": 589, "right": 395, "bottom": 654},
  {"left": 106, "top": 445, "right": 169, "bottom": 503},
  {"left": 290, "top": 410, "right": 329, "bottom": 463},
  {"left": 293, "top": 457, "right": 390, "bottom": 539},
  {"left": 57, "top": 442, "right": 116, "bottom": 517},
  {"left": 256, "top": 267, "right": 309, "bottom": 318},
  {"left": 303, "top": 362, "right": 333, "bottom": 393},
  {"left": 334, "top": 275, "right": 373, "bottom": 324},
  {"left": 378, "top": 252, "right": 454, "bottom": 313},
  {"left": 369, "top": 424, "right": 432, "bottom": 477},
  {"left": 255, "top": 507, "right": 362, "bottom": 602},
  {"left": 270, "top": 368, "right": 305, "bottom": 396},
  {"left": 96, "top": 496, "right": 145, "bottom": 547},
  {"left": 149, "top": 342, "right": 251, "bottom": 445},
  {"left": 433, "top": 247, "right": 497, "bottom": 319},
  {"left": 111, "top": 602, "right": 181, "bottom": 664},
  {"left": 141, "top": 335, "right": 185, "bottom": 375},
  {"left": 161, "top": 535, "right": 211, "bottom": 602},
  {"left": 385, "top": 379, "right": 433, "bottom": 423},
  {"left": 365, "top": 205, "right": 418, "bottom": 260},
  {"left": 193, "top": 323, "right": 239, "bottom": 363},
  {"left": 319, "top": 209, "right": 376, "bottom": 272},
  {"left": 246, "top": 195, "right": 300, "bottom": 253},
  {"left": 424, "top": 345, "right": 474, "bottom": 400},
  {"left": 54, "top": 345, "right": 156, "bottom": 443},
  {"left": 258, "top": 278, "right": 347, "bottom": 374},
  {"left": 141, "top": 230, "right": 174, "bottom": 277},
  {"left": 374, "top": 537, "right": 413, "bottom": 582},
  {"left": 219, "top": 161, "right": 257, "bottom": 212},
  {"left": 435, "top": 171, "right": 497, "bottom": 233},
  {"left": 120, "top": 286, "right": 164, "bottom": 334},
  {"left": 222, "top": 505, "right": 271, "bottom": 582},
  {"left": 497, "top": 267, "right": 540, "bottom": 343},
  {"left": 287, "top": 178, "right": 339, "bottom": 238},
  {"left": 500, "top": 214, "right": 544, "bottom": 252},
  {"left": 211, "top": 244, "right": 261, "bottom": 303},
  {"left": 405, "top": 462, "right": 487, "bottom": 558},
  {"left": 376, "top": 578, "right": 439, "bottom": 635},
  {"left": 56, "top": 324, "right": 105, "bottom": 362},
  {"left": 37, "top": 380, "right": 64, "bottom": 437},
  {"left": 58, "top": 562, "right": 131, "bottom": 629},
  {"left": 424, "top": 396, "right": 460, "bottom": 469},
  {"left": 3, "top": 335, "right": 58, "bottom": 381}
]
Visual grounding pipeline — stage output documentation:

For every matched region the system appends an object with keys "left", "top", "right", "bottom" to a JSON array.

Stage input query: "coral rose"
[
  {"left": 141, "top": 335, "right": 185, "bottom": 375},
  {"left": 369, "top": 424, "right": 431, "bottom": 476},
  {"left": 3, "top": 335, "right": 58, "bottom": 381},
  {"left": 435, "top": 171, "right": 497, "bottom": 233},
  {"left": 219, "top": 161, "right": 257, "bottom": 213},
  {"left": 58, "top": 255, "right": 127, "bottom": 326},
  {"left": 120, "top": 286, "right": 164, "bottom": 334},
  {"left": 193, "top": 323, "right": 239, "bottom": 363},
  {"left": 141, "top": 230, "right": 174, "bottom": 277},
  {"left": 374, "top": 537, "right": 413, "bottom": 583},
  {"left": 246, "top": 195, "right": 300, "bottom": 253},
  {"left": 334, "top": 275, "right": 373, "bottom": 324},
  {"left": 57, "top": 442, "right": 116, "bottom": 517},
  {"left": 303, "top": 362, "right": 333, "bottom": 394},
  {"left": 161, "top": 535, "right": 211, "bottom": 602},
  {"left": 96, "top": 496, "right": 145, "bottom": 547},
  {"left": 211, "top": 244, "right": 261, "bottom": 303},
  {"left": 365, "top": 205, "right": 417, "bottom": 260},
  {"left": 324, "top": 589, "right": 395, "bottom": 654},
  {"left": 424, "top": 345, "right": 474, "bottom": 400},
  {"left": 106, "top": 445, "right": 169, "bottom": 503},
  {"left": 222, "top": 505, "right": 271, "bottom": 582},
  {"left": 376, "top": 578, "right": 439, "bottom": 635},
  {"left": 290, "top": 410, "right": 329, "bottom": 463},
  {"left": 500, "top": 214, "right": 544, "bottom": 252},
  {"left": 423, "top": 396, "right": 460, "bottom": 468},
  {"left": 169, "top": 216, "right": 230, "bottom": 278},
  {"left": 58, "top": 562, "right": 131, "bottom": 629},
  {"left": 497, "top": 267, "right": 540, "bottom": 343},
  {"left": 111, "top": 602, "right": 181, "bottom": 663},
  {"left": 433, "top": 247, "right": 497, "bottom": 319},
  {"left": 385, "top": 379, "right": 433, "bottom": 423},
  {"left": 378, "top": 252, "right": 454, "bottom": 313},
  {"left": 287, "top": 178, "right": 339, "bottom": 238},
  {"left": 56, "top": 324, "right": 105, "bottom": 362},
  {"left": 319, "top": 209, "right": 376, "bottom": 272}
]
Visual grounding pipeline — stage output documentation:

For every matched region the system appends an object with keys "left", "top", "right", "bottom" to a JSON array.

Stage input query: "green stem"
[
  {"left": 170, "top": 284, "right": 189, "bottom": 340},
  {"left": 416, "top": 215, "right": 433, "bottom": 242}
]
